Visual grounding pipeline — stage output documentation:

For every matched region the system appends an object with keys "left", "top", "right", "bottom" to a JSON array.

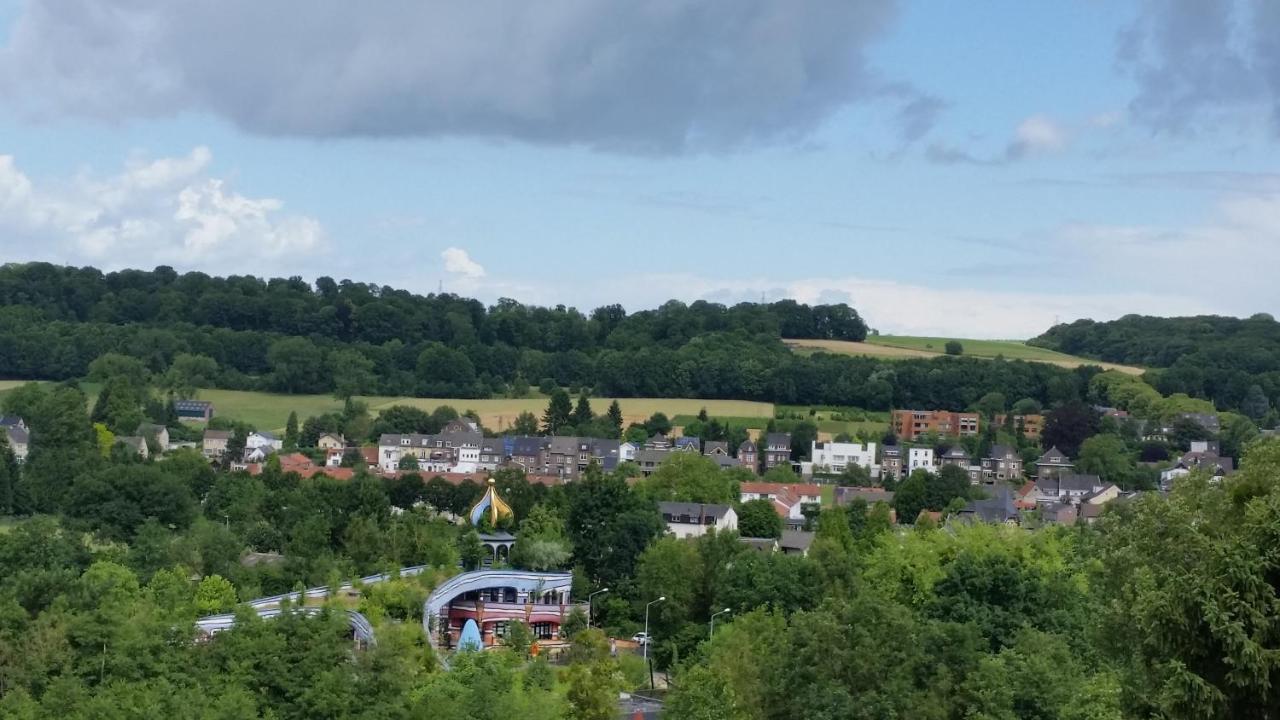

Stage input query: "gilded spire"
[{"left": 468, "top": 477, "right": 513, "bottom": 527}]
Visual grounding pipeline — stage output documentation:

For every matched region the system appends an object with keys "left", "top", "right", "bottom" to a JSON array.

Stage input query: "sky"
[{"left": 0, "top": 1, "right": 1278, "bottom": 338}]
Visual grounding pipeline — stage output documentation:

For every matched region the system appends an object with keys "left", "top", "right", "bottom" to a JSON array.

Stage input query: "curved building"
[{"left": 422, "top": 569, "right": 582, "bottom": 649}]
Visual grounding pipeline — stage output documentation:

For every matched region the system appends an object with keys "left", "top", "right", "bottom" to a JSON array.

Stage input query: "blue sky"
[{"left": 0, "top": 0, "right": 1277, "bottom": 337}]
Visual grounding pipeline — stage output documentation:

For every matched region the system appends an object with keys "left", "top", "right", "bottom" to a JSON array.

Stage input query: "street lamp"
[
  {"left": 587, "top": 588, "right": 609, "bottom": 628},
  {"left": 710, "top": 608, "right": 731, "bottom": 639},
  {"left": 644, "top": 596, "right": 666, "bottom": 689}
]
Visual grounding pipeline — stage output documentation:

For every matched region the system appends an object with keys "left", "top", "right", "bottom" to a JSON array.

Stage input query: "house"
[
  {"left": 833, "top": 486, "right": 895, "bottom": 507},
  {"left": 203, "top": 429, "right": 232, "bottom": 459},
  {"left": 658, "top": 502, "right": 738, "bottom": 539},
  {"left": 645, "top": 433, "right": 671, "bottom": 450},
  {"left": 703, "top": 441, "right": 729, "bottom": 457},
  {"left": 673, "top": 437, "right": 702, "bottom": 453},
  {"left": 135, "top": 423, "right": 170, "bottom": 452},
  {"left": 376, "top": 430, "right": 481, "bottom": 474},
  {"left": 762, "top": 433, "right": 791, "bottom": 471},
  {"left": 1159, "top": 441, "right": 1235, "bottom": 489},
  {"left": 740, "top": 537, "right": 778, "bottom": 553},
  {"left": 635, "top": 449, "right": 670, "bottom": 476},
  {"left": 477, "top": 437, "right": 507, "bottom": 471},
  {"left": 907, "top": 447, "right": 935, "bottom": 474},
  {"left": 891, "top": 409, "right": 980, "bottom": 441},
  {"left": 510, "top": 436, "right": 549, "bottom": 474},
  {"left": 981, "top": 444, "right": 1023, "bottom": 483},
  {"left": 115, "top": 435, "right": 149, "bottom": 459},
  {"left": 1, "top": 417, "right": 29, "bottom": 464},
  {"left": 779, "top": 530, "right": 815, "bottom": 556},
  {"left": 809, "top": 441, "right": 877, "bottom": 475},
  {"left": 442, "top": 418, "right": 481, "bottom": 435},
  {"left": 995, "top": 413, "right": 1044, "bottom": 439},
  {"left": 1177, "top": 412, "right": 1222, "bottom": 435},
  {"left": 1041, "top": 502, "right": 1078, "bottom": 526},
  {"left": 174, "top": 399, "right": 214, "bottom": 422},
  {"left": 246, "top": 431, "right": 283, "bottom": 451},
  {"left": 880, "top": 446, "right": 903, "bottom": 481},
  {"left": 738, "top": 440, "right": 759, "bottom": 471},
  {"left": 955, "top": 485, "right": 1020, "bottom": 525},
  {"left": 248, "top": 452, "right": 356, "bottom": 481},
  {"left": 619, "top": 441, "right": 638, "bottom": 463},
  {"left": 938, "top": 446, "right": 970, "bottom": 468},
  {"left": 317, "top": 433, "right": 345, "bottom": 451},
  {"left": 244, "top": 444, "right": 277, "bottom": 463},
  {"left": 1032, "top": 474, "right": 1104, "bottom": 504},
  {"left": 1035, "top": 446, "right": 1074, "bottom": 478},
  {"left": 740, "top": 482, "right": 822, "bottom": 528},
  {"left": 591, "top": 439, "right": 622, "bottom": 472}
]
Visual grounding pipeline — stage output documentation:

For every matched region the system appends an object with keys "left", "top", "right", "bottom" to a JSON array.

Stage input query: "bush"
[{"left": 945, "top": 341, "right": 964, "bottom": 356}]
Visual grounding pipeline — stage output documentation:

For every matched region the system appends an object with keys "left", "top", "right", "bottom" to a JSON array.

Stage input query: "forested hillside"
[
  {"left": 0, "top": 262, "right": 1096, "bottom": 411},
  {"left": 1031, "top": 314, "right": 1280, "bottom": 417}
]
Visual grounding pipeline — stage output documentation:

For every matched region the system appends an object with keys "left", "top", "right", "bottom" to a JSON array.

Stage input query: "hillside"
[
  {"left": 785, "top": 336, "right": 1145, "bottom": 374},
  {"left": 1031, "top": 315, "right": 1280, "bottom": 416}
]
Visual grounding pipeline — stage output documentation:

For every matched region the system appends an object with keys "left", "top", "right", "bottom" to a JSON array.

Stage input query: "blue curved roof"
[{"left": 422, "top": 569, "right": 573, "bottom": 645}]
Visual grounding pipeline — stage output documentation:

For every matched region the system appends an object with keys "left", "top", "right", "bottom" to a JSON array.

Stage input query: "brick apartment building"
[{"left": 891, "top": 410, "right": 980, "bottom": 441}]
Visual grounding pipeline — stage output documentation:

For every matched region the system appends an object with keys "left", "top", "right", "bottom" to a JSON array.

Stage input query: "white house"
[
  {"left": 658, "top": 502, "right": 738, "bottom": 539},
  {"left": 317, "top": 433, "right": 345, "bottom": 451},
  {"left": 620, "top": 441, "right": 638, "bottom": 463},
  {"left": 907, "top": 448, "right": 935, "bottom": 474},
  {"left": 810, "top": 441, "right": 876, "bottom": 475},
  {"left": 739, "top": 482, "right": 822, "bottom": 527},
  {"left": 246, "top": 431, "right": 283, "bottom": 451}
]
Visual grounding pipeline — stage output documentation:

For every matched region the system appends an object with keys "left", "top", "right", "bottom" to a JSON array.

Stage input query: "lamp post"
[
  {"left": 644, "top": 596, "right": 666, "bottom": 690},
  {"left": 710, "top": 608, "right": 731, "bottom": 639},
  {"left": 587, "top": 588, "right": 609, "bottom": 629}
]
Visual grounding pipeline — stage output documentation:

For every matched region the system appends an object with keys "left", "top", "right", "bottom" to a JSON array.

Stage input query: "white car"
[{"left": 631, "top": 632, "right": 651, "bottom": 646}]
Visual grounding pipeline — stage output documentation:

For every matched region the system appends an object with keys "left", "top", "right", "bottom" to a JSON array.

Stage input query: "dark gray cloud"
[
  {"left": 0, "top": 0, "right": 918, "bottom": 153},
  {"left": 1118, "top": 0, "right": 1280, "bottom": 134}
]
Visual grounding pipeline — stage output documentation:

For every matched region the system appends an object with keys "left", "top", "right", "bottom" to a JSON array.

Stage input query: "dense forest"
[
  {"left": 0, "top": 262, "right": 1097, "bottom": 411},
  {"left": 1031, "top": 314, "right": 1280, "bottom": 416}
]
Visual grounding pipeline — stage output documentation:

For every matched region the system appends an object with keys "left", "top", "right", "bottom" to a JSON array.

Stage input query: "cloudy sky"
[{"left": 0, "top": 0, "right": 1278, "bottom": 337}]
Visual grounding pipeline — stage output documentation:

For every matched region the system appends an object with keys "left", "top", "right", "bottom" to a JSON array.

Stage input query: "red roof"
[
  {"left": 246, "top": 452, "right": 356, "bottom": 481},
  {"left": 740, "top": 482, "right": 823, "bottom": 497}
]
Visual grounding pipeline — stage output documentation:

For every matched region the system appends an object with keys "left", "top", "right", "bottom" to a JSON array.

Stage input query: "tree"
[
  {"left": 267, "top": 337, "right": 326, "bottom": 393},
  {"left": 0, "top": 432, "right": 16, "bottom": 515},
  {"left": 284, "top": 411, "right": 300, "bottom": 450},
  {"left": 163, "top": 353, "right": 219, "bottom": 399},
  {"left": 511, "top": 410, "right": 540, "bottom": 436},
  {"left": 1040, "top": 401, "right": 1100, "bottom": 458},
  {"left": 789, "top": 420, "right": 818, "bottom": 462},
  {"left": 328, "top": 348, "right": 376, "bottom": 401},
  {"left": 644, "top": 412, "right": 672, "bottom": 436},
  {"left": 416, "top": 343, "right": 477, "bottom": 396},
  {"left": 565, "top": 629, "right": 622, "bottom": 720},
  {"left": 738, "top": 498, "right": 783, "bottom": 539},
  {"left": 87, "top": 353, "right": 150, "bottom": 388},
  {"left": 542, "top": 389, "right": 573, "bottom": 434},
  {"left": 1076, "top": 434, "right": 1135, "bottom": 487},
  {"left": 194, "top": 575, "right": 237, "bottom": 614},
  {"left": 458, "top": 530, "right": 485, "bottom": 570},
  {"left": 570, "top": 394, "right": 594, "bottom": 428},
  {"left": 1241, "top": 385, "right": 1272, "bottom": 421},
  {"left": 975, "top": 391, "right": 1006, "bottom": 420},
  {"left": 945, "top": 340, "right": 963, "bottom": 356},
  {"left": 511, "top": 505, "right": 571, "bottom": 571},
  {"left": 601, "top": 400, "right": 624, "bottom": 439},
  {"left": 1012, "top": 397, "right": 1043, "bottom": 416},
  {"left": 565, "top": 467, "right": 662, "bottom": 587}
]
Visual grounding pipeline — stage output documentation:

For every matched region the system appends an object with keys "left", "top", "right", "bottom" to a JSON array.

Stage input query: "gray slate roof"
[
  {"left": 4, "top": 425, "right": 29, "bottom": 444},
  {"left": 779, "top": 530, "right": 815, "bottom": 553}
]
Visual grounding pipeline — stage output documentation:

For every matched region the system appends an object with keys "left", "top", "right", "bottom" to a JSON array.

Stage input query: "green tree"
[
  {"left": 606, "top": 401, "right": 624, "bottom": 438},
  {"left": 416, "top": 343, "right": 477, "bottom": 395},
  {"left": 1241, "top": 384, "right": 1272, "bottom": 421},
  {"left": 284, "top": 411, "right": 300, "bottom": 450},
  {"left": 163, "top": 353, "right": 219, "bottom": 399},
  {"left": 193, "top": 574, "right": 237, "bottom": 614},
  {"left": 1041, "top": 401, "right": 1100, "bottom": 458},
  {"left": 571, "top": 394, "right": 594, "bottom": 428},
  {"left": 565, "top": 467, "right": 662, "bottom": 587},
  {"left": 87, "top": 353, "right": 150, "bottom": 387},
  {"left": 267, "top": 337, "right": 326, "bottom": 393},
  {"left": 975, "top": 391, "right": 1007, "bottom": 420},
  {"left": 1076, "top": 434, "right": 1135, "bottom": 486},
  {"left": 542, "top": 389, "right": 573, "bottom": 434},
  {"left": 328, "top": 348, "right": 376, "bottom": 401},
  {"left": 565, "top": 629, "right": 623, "bottom": 720},
  {"left": 737, "top": 498, "right": 782, "bottom": 539},
  {"left": 945, "top": 340, "right": 963, "bottom": 355}
]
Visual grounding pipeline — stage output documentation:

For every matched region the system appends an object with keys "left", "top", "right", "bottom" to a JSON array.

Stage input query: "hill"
[
  {"left": 1030, "top": 314, "right": 1280, "bottom": 419},
  {"left": 785, "top": 336, "right": 1145, "bottom": 374}
]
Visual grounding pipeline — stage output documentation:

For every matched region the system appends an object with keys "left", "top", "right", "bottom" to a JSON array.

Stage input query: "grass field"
[
  {"left": 785, "top": 337, "right": 1144, "bottom": 374},
  {"left": 193, "top": 389, "right": 774, "bottom": 433}
]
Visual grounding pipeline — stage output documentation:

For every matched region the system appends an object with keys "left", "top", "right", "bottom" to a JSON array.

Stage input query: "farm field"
[
  {"left": 785, "top": 337, "right": 1144, "bottom": 374},
  {"left": 193, "top": 389, "right": 774, "bottom": 433}
]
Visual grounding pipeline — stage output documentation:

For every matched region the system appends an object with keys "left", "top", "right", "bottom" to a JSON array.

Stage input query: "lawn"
[
  {"left": 784, "top": 337, "right": 1144, "bottom": 374},
  {"left": 194, "top": 389, "right": 774, "bottom": 433}
]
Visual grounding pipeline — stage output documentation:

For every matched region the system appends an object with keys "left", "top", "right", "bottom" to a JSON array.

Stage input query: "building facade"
[{"left": 891, "top": 410, "right": 980, "bottom": 441}]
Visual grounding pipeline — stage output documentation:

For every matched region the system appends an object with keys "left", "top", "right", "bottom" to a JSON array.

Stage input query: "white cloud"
[
  {"left": 1007, "top": 115, "right": 1067, "bottom": 158},
  {"left": 0, "top": 147, "right": 324, "bottom": 271},
  {"left": 441, "top": 247, "right": 486, "bottom": 279}
]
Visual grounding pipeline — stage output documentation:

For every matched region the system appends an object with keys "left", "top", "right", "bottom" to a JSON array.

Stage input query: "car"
[{"left": 631, "top": 632, "right": 651, "bottom": 646}]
